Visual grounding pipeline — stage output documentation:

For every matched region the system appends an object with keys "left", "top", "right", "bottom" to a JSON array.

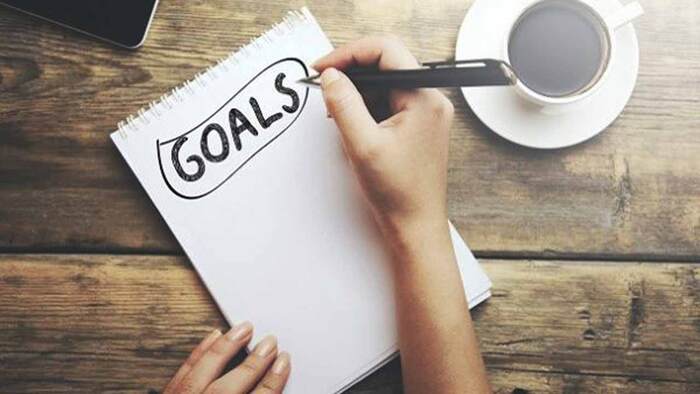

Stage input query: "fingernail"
[
  {"left": 272, "top": 352, "right": 291, "bottom": 374},
  {"left": 201, "top": 329, "right": 221, "bottom": 347},
  {"left": 254, "top": 335, "right": 277, "bottom": 357},
  {"left": 226, "top": 321, "right": 253, "bottom": 342},
  {"left": 320, "top": 68, "right": 341, "bottom": 88},
  {"left": 207, "top": 329, "right": 222, "bottom": 341}
]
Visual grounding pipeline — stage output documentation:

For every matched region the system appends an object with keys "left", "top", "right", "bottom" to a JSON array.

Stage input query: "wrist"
[{"left": 376, "top": 210, "right": 451, "bottom": 259}]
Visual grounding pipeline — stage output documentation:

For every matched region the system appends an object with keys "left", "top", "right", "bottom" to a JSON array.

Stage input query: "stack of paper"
[{"left": 111, "top": 8, "right": 491, "bottom": 393}]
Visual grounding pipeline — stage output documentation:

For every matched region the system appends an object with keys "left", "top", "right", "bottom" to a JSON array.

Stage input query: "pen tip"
[{"left": 297, "top": 74, "right": 321, "bottom": 86}]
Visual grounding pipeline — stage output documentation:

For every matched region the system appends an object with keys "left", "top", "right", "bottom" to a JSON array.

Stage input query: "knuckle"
[
  {"left": 184, "top": 351, "right": 200, "bottom": 366},
  {"left": 355, "top": 140, "right": 383, "bottom": 163},
  {"left": 324, "top": 83, "right": 352, "bottom": 109},
  {"left": 239, "top": 355, "right": 265, "bottom": 375},
  {"left": 430, "top": 94, "right": 454, "bottom": 120},
  {"left": 262, "top": 379, "right": 281, "bottom": 392},
  {"left": 262, "top": 379, "right": 278, "bottom": 390},
  {"left": 207, "top": 340, "right": 229, "bottom": 356},
  {"left": 252, "top": 376, "right": 282, "bottom": 394},
  {"left": 176, "top": 376, "right": 197, "bottom": 394},
  {"left": 204, "top": 382, "right": 226, "bottom": 394},
  {"left": 443, "top": 95, "right": 455, "bottom": 114},
  {"left": 442, "top": 97, "right": 455, "bottom": 121}
]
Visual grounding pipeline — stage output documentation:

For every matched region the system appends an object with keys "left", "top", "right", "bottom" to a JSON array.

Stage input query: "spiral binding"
[{"left": 116, "top": 9, "right": 310, "bottom": 139}]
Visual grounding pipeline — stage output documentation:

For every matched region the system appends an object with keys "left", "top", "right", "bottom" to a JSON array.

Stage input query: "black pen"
[{"left": 297, "top": 59, "right": 516, "bottom": 89}]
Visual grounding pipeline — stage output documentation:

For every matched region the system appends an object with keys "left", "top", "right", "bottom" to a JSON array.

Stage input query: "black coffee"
[{"left": 508, "top": 0, "right": 608, "bottom": 98}]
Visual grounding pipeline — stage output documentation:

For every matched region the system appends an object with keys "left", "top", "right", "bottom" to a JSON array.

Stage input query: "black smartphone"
[{"left": 0, "top": 0, "right": 159, "bottom": 49}]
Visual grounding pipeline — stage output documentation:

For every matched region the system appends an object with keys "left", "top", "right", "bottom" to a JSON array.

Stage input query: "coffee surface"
[{"left": 508, "top": 0, "right": 607, "bottom": 98}]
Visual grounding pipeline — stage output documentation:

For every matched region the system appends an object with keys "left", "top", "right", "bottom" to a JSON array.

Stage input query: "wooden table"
[{"left": 1, "top": 0, "right": 698, "bottom": 392}]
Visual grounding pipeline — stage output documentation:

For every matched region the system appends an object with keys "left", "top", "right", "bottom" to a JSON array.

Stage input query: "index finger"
[{"left": 313, "top": 35, "right": 419, "bottom": 72}]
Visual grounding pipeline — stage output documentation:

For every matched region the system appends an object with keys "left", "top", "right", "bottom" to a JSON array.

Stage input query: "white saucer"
[{"left": 455, "top": 0, "right": 640, "bottom": 149}]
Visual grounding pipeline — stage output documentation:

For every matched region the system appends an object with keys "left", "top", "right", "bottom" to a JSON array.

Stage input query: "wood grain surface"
[
  {"left": 0, "top": 0, "right": 698, "bottom": 259},
  {"left": 1, "top": 0, "right": 699, "bottom": 393},
  {"left": 1, "top": 255, "right": 698, "bottom": 393}
]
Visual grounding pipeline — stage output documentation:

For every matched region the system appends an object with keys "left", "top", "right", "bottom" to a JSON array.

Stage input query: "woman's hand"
[
  {"left": 313, "top": 36, "right": 455, "bottom": 242},
  {"left": 164, "top": 323, "right": 290, "bottom": 394}
]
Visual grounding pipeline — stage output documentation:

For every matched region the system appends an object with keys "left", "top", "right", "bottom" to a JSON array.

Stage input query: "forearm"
[
  {"left": 385, "top": 217, "right": 491, "bottom": 394},
  {"left": 315, "top": 34, "right": 489, "bottom": 394}
]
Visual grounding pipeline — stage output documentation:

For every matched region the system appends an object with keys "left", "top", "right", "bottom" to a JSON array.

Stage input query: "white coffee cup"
[{"left": 502, "top": 0, "right": 644, "bottom": 106}]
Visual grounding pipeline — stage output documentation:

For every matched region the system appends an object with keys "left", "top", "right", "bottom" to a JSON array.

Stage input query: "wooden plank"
[
  {"left": 1, "top": 255, "right": 698, "bottom": 392},
  {"left": 0, "top": 0, "right": 699, "bottom": 258},
  {"left": 355, "top": 362, "right": 700, "bottom": 394}
]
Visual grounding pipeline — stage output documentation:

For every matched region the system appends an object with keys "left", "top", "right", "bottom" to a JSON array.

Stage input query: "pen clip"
[
  {"left": 423, "top": 58, "right": 498, "bottom": 68},
  {"left": 423, "top": 58, "right": 517, "bottom": 85}
]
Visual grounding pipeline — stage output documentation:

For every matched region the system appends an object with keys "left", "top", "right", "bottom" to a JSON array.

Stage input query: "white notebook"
[{"left": 111, "top": 8, "right": 491, "bottom": 393}]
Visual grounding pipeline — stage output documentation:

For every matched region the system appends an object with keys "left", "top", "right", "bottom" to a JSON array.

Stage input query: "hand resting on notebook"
[
  {"left": 164, "top": 324, "right": 290, "bottom": 394},
  {"left": 164, "top": 36, "right": 490, "bottom": 394}
]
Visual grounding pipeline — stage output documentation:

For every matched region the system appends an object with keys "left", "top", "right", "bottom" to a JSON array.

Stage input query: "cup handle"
[{"left": 607, "top": 2, "right": 644, "bottom": 30}]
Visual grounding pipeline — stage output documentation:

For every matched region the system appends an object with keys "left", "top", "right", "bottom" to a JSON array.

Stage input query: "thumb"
[{"left": 319, "top": 68, "right": 377, "bottom": 152}]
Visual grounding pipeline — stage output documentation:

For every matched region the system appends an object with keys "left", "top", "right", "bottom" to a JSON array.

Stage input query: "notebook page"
[{"left": 111, "top": 8, "right": 490, "bottom": 393}]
